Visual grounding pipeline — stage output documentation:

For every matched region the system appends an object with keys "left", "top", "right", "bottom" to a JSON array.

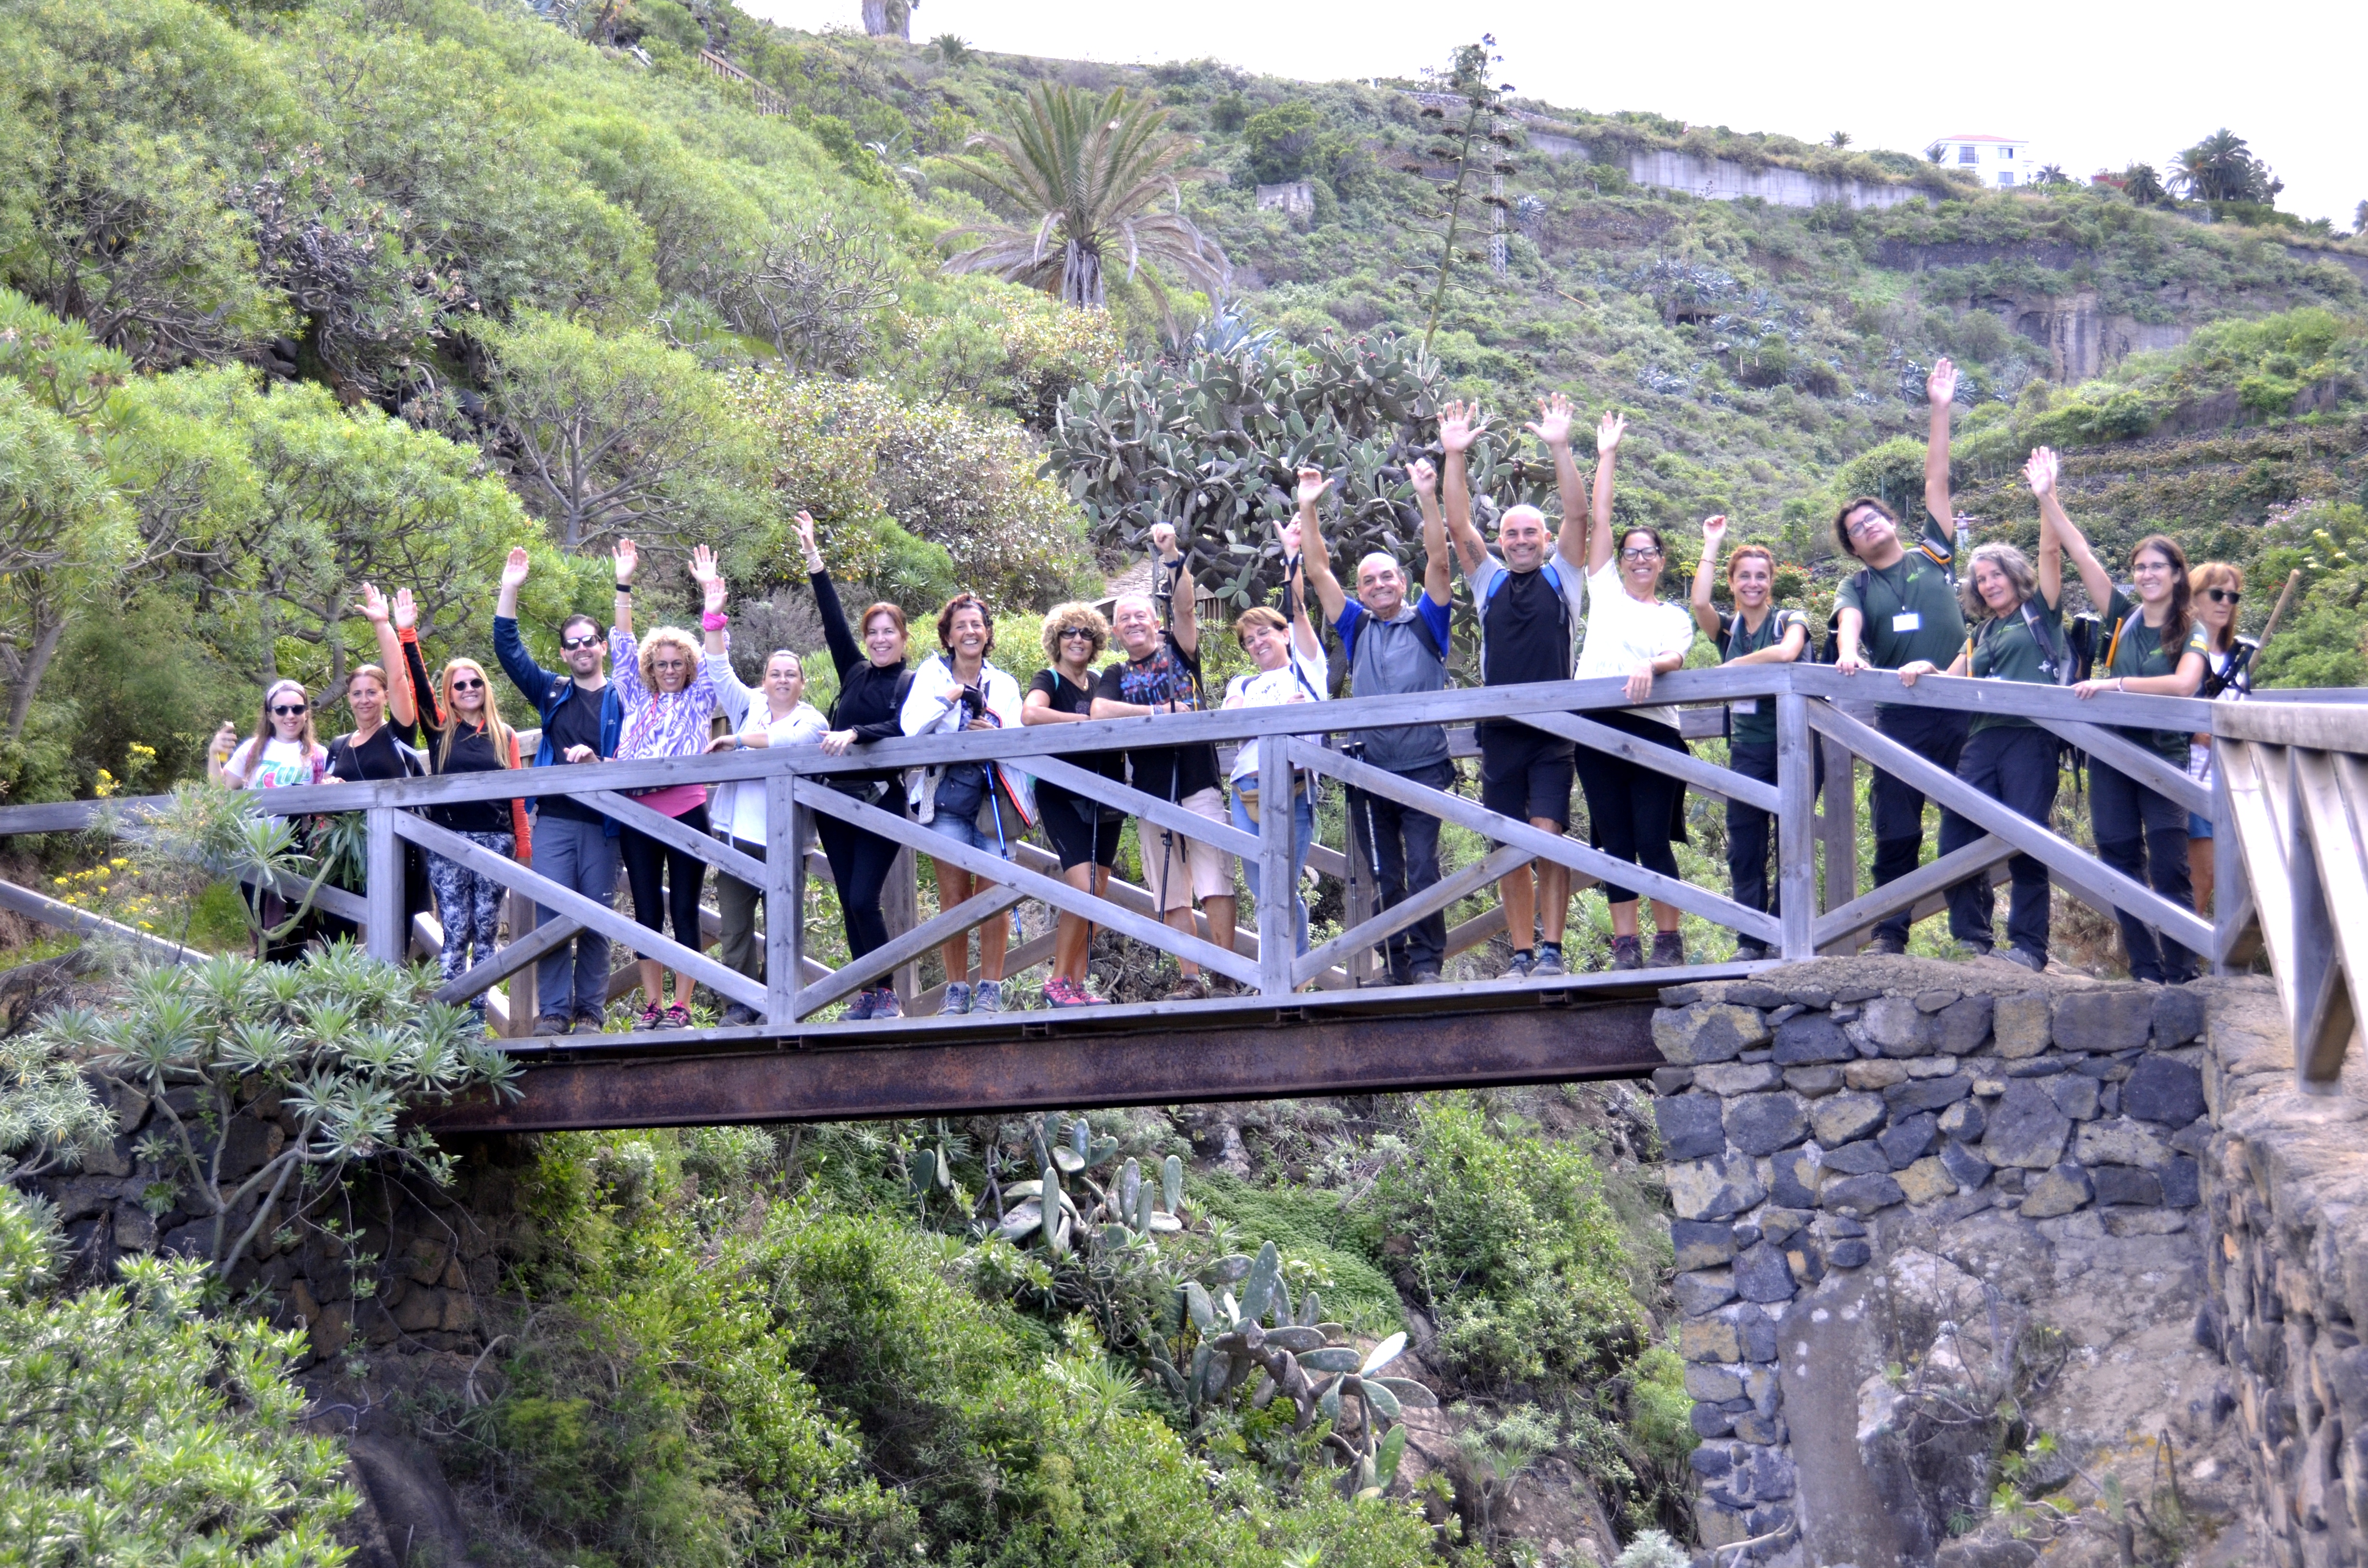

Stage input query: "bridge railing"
[{"left": 0, "top": 667, "right": 2347, "bottom": 1056}]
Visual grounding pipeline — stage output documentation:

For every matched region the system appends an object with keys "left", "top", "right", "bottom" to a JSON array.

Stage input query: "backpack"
[
  {"left": 2202, "top": 636, "right": 2259, "bottom": 698},
  {"left": 1480, "top": 557, "right": 1570, "bottom": 632},
  {"left": 1973, "top": 598, "right": 2073, "bottom": 686},
  {"left": 1819, "top": 541, "right": 1953, "bottom": 663}
]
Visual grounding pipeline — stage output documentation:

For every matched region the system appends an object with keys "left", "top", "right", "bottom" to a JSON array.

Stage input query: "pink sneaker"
[
  {"left": 633, "top": 1003, "right": 665, "bottom": 1031},
  {"left": 1044, "top": 977, "right": 1100, "bottom": 1008}
]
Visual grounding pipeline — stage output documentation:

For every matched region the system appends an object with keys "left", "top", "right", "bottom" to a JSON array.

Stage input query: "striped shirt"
[{"left": 612, "top": 627, "right": 719, "bottom": 818}]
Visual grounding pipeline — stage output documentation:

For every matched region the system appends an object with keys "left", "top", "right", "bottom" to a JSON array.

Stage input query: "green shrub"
[{"left": 1189, "top": 1170, "right": 1403, "bottom": 1332}]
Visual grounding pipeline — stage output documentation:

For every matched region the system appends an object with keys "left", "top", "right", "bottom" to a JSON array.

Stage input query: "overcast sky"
[{"left": 741, "top": 0, "right": 2365, "bottom": 228}]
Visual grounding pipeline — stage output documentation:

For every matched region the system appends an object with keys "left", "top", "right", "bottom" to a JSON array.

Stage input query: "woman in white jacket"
[
  {"left": 697, "top": 549, "right": 828, "bottom": 1025},
  {"left": 901, "top": 593, "right": 1035, "bottom": 1014}
]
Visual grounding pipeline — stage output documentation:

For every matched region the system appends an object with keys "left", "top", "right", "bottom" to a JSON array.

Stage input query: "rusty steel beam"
[{"left": 426, "top": 1000, "right": 1665, "bottom": 1132}]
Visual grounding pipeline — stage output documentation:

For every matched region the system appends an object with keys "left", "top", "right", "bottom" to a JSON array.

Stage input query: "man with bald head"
[
  {"left": 1439, "top": 394, "right": 1600, "bottom": 979},
  {"left": 1301, "top": 458, "right": 1455, "bottom": 985}
]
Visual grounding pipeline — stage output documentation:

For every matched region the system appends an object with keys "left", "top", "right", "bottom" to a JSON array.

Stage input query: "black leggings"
[
  {"left": 816, "top": 784, "right": 907, "bottom": 960},
  {"left": 1571, "top": 710, "right": 1688, "bottom": 907},
  {"left": 621, "top": 803, "right": 710, "bottom": 962}
]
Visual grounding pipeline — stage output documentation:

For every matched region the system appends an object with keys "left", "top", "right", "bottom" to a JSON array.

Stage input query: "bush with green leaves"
[{"left": 0, "top": 1184, "right": 358, "bottom": 1563}]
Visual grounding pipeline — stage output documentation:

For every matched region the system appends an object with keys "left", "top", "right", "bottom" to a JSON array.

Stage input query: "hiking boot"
[
  {"left": 869, "top": 987, "right": 902, "bottom": 1019},
  {"left": 575, "top": 1010, "right": 609, "bottom": 1035},
  {"left": 657, "top": 1003, "right": 692, "bottom": 1029},
  {"left": 1532, "top": 945, "right": 1567, "bottom": 979},
  {"left": 1409, "top": 966, "right": 1443, "bottom": 987},
  {"left": 1650, "top": 931, "right": 1686, "bottom": 968},
  {"left": 1505, "top": 950, "right": 1534, "bottom": 981},
  {"left": 719, "top": 1001, "right": 760, "bottom": 1028},
  {"left": 1043, "top": 977, "right": 1096, "bottom": 1008},
  {"left": 941, "top": 980, "right": 974, "bottom": 1016},
  {"left": 1731, "top": 940, "right": 1769, "bottom": 964},
  {"left": 1609, "top": 936, "right": 1644, "bottom": 971},
  {"left": 1861, "top": 934, "right": 1907, "bottom": 957},
  {"left": 533, "top": 1014, "right": 571, "bottom": 1038},
  {"left": 633, "top": 1003, "right": 665, "bottom": 1031},
  {"left": 1961, "top": 940, "right": 1995, "bottom": 962},
  {"left": 1167, "top": 972, "right": 1212, "bottom": 1002},
  {"left": 2000, "top": 946, "right": 2047, "bottom": 973},
  {"left": 1208, "top": 973, "right": 1240, "bottom": 998},
  {"left": 974, "top": 980, "right": 1003, "bottom": 1014}
]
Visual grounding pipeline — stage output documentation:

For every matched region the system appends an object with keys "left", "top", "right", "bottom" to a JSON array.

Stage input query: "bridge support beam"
[{"left": 426, "top": 999, "right": 1664, "bottom": 1133}]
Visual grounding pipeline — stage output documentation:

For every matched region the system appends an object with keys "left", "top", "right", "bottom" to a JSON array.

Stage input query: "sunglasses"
[
  {"left": 450, "top": 676, "right": 485, "bottom": 691},
  {"left": 1060, "top": 627, "right": 1096, "bottom": 641},
  {"left": 270, "top": 704, "right": 307, "bottom": 717},
  {"left": 2204, "top": 588, "right": 2241, "bottom": 604},
  {"left": 560, "top": 635, "right": 601, "bottom": 650}
]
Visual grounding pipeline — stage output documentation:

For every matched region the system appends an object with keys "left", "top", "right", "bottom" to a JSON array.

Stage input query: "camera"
[{"left": 960, "top": 685, "right": 986, "bottom": 721}]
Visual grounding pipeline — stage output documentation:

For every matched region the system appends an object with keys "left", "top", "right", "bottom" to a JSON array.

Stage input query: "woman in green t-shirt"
[
  {"left": 1895, "top": 448, "right": 2072, "bottom": 970},
  {"left": 2056, "top": 481, "right": 2208, "bottom": 982}
]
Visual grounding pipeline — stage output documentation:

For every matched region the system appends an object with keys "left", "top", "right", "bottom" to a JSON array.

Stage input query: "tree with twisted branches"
[{"left": 940, "top": 84, "right": 1230, "bottom": 318}]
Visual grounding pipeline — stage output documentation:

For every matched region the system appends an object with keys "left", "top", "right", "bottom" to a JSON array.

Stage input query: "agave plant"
[{"left": 939, "top": 83, "right": 1230, "bottom": 317}]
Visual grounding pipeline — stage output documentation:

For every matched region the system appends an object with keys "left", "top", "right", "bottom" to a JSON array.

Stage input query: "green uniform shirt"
[
  {"left": 2104, "top": 587, "right": 2209, "bottom": 762},
  {"left": 1967, "top": 591, "right": 2066, "bottom": 734},
  {"left": 1837, "top": 551, "right": 1967, "bottom": 674},
  {"left": 1719, "top": 607, "right": 1806, "bottom": 746}
]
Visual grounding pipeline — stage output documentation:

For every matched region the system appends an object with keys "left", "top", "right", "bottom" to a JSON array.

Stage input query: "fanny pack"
[
  {"left": 825, "top": 776, "right": 894, "bottom": 806},
  {"left": 1233, "top": 772, "right": 1308, "bottom": 825}
]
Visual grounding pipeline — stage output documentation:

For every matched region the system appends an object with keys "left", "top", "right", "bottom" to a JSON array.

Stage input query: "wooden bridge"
[{"left": 0, "top": 666, "right": 2361, "bottom": 1128}]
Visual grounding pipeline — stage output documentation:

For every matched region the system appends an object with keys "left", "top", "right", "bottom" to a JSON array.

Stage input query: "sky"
[{"left": 741, "top": 0, "right": 2366, "bottom": 228}]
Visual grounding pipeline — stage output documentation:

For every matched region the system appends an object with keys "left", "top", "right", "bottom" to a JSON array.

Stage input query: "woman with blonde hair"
[
  {"left": 611, "top": 537, "right": 722, "bottom": 1029},
  {"left": 1023, "top": 600, "right": 1119, "bottom": 1006},
  {"left": 409, "top": 637, "right": 529, "bottom": 1020},
  {"left": 2185, "top": 561, "right": 2252, "bottom": 914}
]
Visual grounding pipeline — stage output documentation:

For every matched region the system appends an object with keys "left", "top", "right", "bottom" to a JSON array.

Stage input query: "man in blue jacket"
[{"left": 495, "top": 547, "right": 626, "bottom": 1035}]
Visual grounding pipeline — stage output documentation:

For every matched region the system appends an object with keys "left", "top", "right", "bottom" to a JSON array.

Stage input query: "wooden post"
[
  {"left": 883, "top": 844, "right": 919, "bottom": 1003},
  {"left": 505, "top": 890, "right": 537, "bottom": 1030},
  {"left": 765, "top": 774, "right": 802, "bottom": 1025},
  {"left": 1344, "top": 786, "right": 1378, "bottom": 986},
  {"left": 1776, "top": 693, "right": 1817, "bottom": 960},
  {"left": 1259, "top": 736, "right": 1295, "bottom": 996},
  {"left": 2212, "top": 759, "right": 2248, "bottom": 975},
  {"left": 365, "top": 808, "right": 404, "bottom": 964},
  {"left": 1816, "top": 733, "right": 1858, "bottom": 913}
]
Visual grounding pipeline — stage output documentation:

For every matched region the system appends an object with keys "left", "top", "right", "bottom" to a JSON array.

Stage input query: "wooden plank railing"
[{"left": 1, "top": 669, "right": 2357, "bottom": 1064}]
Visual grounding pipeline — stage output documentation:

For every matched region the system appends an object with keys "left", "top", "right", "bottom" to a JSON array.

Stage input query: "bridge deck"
[{"left": 423, "top": 964, "right": 1742, "bottom": 1132}]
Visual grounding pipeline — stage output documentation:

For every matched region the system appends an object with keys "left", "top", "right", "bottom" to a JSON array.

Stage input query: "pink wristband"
[{"left": 701, "top": 611, "right": 728, "bottom": 631}]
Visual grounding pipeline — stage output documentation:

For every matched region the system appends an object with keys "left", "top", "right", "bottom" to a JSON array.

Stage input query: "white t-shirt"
[
  {"left": 1577, "top": 562, "right": 1698, "bottom": 730},
  {"left": 1225, "top": 648, "right": 1327, "bottom": 784},
  {"left": 229, "top": 736, "right": 319, "bottom": 789}
]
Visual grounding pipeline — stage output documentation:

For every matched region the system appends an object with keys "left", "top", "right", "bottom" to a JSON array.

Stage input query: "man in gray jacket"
[{"left": 1300, "top": 460, "right": 1456, "bottom": 985}]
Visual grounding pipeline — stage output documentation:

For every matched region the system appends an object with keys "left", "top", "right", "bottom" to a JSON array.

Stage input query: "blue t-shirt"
[{"left": 1335, "top": 595, "right": 1451, "bottom": 662}]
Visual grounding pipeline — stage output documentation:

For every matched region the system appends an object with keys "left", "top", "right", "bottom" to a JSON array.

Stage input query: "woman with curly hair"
[
  {"left": 611, "top": 537, "right": 721, "bottom": 1029},
  {"left": 1023, "top": 600, "right": 1119, "bottom": 1007}
]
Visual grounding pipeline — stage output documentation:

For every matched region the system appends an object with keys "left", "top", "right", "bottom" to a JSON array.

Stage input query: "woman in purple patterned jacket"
[{"left": 610, "top": 537, "right": 721, "bottom": 1029}]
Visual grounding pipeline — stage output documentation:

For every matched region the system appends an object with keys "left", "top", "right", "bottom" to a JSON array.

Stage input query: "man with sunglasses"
[
  {"left": 495, "top": 546, "right": 628, "bottom": 1035},
  {"left": 1831, "top": 357, "right": 1973, "bottom": 954}
]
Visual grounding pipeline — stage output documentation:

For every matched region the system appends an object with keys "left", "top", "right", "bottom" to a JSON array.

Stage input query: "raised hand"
[
  {"left": 1927, "top": 356, "right": 1958, "bottom": 408},
  {"left": 1279, "top": 517, "right": 1303, "bottom": 557},
  {"left": 613, "top": 537, "right": 640, "bottom": 587},
  {"left": 689, "top": 544, "right": 726, "bottom": 612},
  {"left": 1702, "top": 514, "right": 1728, "bottom": 546},
  {"left": 1149, "top": 521, "right": 1179, "bottom": 561},
  {"left": 353, "top": 582, "right": 390, "bottom": 624},
  {"left": 2023, "top": 446, "right": 2058, "bottom": 499},
  {"left": 1438, "top": 400, "right": 1487, "bottom": 455},
  {"left": 1295, "top": 465, "right": 1331, "bottom": 507},
  {"left": 1525, "top": 392, "right": 1575, "bottom": 448},
  {"left": 392, "top": 588, "right": 418, "bottom": 631},
  {"left": 1406, "top": 456, "right": 1437, "bottom": 496},
  {"left": 1595, "top": 410, "right": 1627, "bottom": 456},
  {"left": 500, "top": 547, "right": 531, "bottom": 590},
  {"left": 794, "top": 511, "right": 821, "bottom": 563}
]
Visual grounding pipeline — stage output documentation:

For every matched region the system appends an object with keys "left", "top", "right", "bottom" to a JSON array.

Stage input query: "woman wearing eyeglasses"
[
  {"left": 1023, "top": 602, "right": 1118, "bottom": 1007},
  {"left": 611, "top": 536, "right": 722, "bottom": 1029},
  {"left": 2058, "top": 498, "right": 2209, "bottom": 983},
  {"left": 2185, "top": 563, "right": 2252, "bottom": 915},
  {"left": 407, "top": 649, "right": 528, "bottom": 1021},
  {"left": 1576, "top": 499, "right": 1701, "bottom": 971}
]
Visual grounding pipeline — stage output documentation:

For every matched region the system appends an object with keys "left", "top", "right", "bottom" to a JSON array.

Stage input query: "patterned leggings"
[{"left": 426, "top": 832, "right": 513, "bottom": 1003}]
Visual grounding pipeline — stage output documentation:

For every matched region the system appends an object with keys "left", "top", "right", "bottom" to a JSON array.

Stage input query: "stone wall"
[
  {"left": 1649, "top": 958, "right": 2250, "bottom": 1567},
  {"left": 1523, "top": 130, "right": 1928, "bottom": 212},
  {"left": 2199, "top": 976, "right": 2368, "bottom": 1568}
]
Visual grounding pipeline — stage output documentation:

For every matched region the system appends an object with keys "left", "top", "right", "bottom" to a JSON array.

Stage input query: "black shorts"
[
  {"left": 1478, "top": 727, "right": 1576, "bottom": 827},
  {"left": 1038, "top": 785, "right": 1124, "bottom": 871}
]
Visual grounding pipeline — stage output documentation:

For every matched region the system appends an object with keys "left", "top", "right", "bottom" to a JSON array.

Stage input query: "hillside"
[{"left": 1, "top": 4, "right": 2365, "bottom": 1568}]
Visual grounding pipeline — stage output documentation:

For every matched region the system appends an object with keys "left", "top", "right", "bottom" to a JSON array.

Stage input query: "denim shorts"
[
  {"left": 2188, "top": 812, "right": 2213, "bottom": 839},
  {"left": 924, "top": 800, "right": 1016, "bottom": 858}
]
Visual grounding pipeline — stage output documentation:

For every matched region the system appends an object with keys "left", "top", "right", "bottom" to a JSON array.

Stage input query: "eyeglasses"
[
  {"left": 652, "top": 658, "right": 689, "bottom": 671},
  {"left": 560, "top": 635, "right": 601, "bottom": 651},
  {"left": 2132, "top": 559, "right": 2173, "bottom": 574},
  {"left": 450, "top": 676, "right": 485, "bottom": 691},
  {"left": 1620, "top": 547, "right": 1663, "bottom": 562},
  {"left": 2204, "top": 588, "right": 2242, "bottom": 604},
  {"left": 1845, "top": 515, "right": 1887, "bottom": 539},
  {"left": 1060, "top": 627, "right": 1096, "bottom": 641},
  {"left": 270, "top": 704, "right": 307, "bottom": 717}
]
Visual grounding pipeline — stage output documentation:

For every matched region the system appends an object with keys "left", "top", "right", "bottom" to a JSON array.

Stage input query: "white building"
[{"left": 1927, "top": 133, "right": 2033, "bottom": 187}]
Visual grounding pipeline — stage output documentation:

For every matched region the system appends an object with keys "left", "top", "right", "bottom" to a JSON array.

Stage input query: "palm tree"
[
  {"left": 940, "top": 83, "right": 1229, "bottom": 314},
  {"left": 2355, "top": 199, "right": 2368, "bottom": 238},
  {"left": 1826, "top": 131, "right": 1851, "bottom": 149},
  {"left": 2122, "top": 163, "right": 2168, "bottom": 205},
  {"left": 2035, "top": 163, "right": 2067, "bottom": 187}
]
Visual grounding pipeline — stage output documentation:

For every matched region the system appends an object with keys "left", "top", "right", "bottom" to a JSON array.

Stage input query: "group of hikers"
[{"left": 205, "top": 356, "right": 2252, "bottom": 1029}]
